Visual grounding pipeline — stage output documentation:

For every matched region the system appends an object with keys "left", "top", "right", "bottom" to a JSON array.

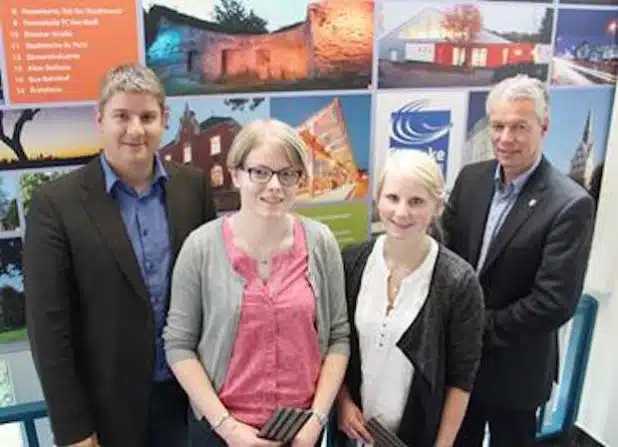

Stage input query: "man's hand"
[{"left": 70, "top": 434, "right": 99, "bottom": 447}]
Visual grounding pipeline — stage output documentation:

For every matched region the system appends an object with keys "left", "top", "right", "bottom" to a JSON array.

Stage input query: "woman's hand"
[
  {"left": 292, "top": 415, "right": 322, "bottom": 446},
  {"left": 217, "top": 417, "right": 281, "bottom": 447},
  {"left": 337, "top": 395, "right": 373, "bottom": 444}
]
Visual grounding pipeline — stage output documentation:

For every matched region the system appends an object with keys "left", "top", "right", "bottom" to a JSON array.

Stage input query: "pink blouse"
[{"left": 218, "top": 216, "right": 321, "bottom": 427}]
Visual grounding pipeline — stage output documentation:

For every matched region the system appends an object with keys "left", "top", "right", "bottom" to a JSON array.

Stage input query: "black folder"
[
  {"left": 366, "top": 417, "right": 407, "bottom": 447},
  {"left": 257, "top": 407, "right": 313, "bottom": 443}
]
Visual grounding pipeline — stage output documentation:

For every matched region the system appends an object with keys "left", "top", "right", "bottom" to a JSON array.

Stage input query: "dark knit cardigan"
[{"left": 335, "top": 239, "right": 485, "bottom": 447}]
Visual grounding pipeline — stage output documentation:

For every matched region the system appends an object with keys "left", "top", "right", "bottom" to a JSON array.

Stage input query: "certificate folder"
[
  {"left": 366, "top": 417, "right": 407, "bottom": 447},
  {"left": 258, "top": 407, "right": 313, "bottom": 443}
]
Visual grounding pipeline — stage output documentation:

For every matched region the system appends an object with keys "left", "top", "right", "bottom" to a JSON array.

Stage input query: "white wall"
[{"left": 576, "top": 83, "right": 618, "bottom": 446}]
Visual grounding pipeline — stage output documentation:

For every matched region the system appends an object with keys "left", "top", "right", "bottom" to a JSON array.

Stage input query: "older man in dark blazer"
[
  {"left": 23, "top": 64, "right": 217, "bottom": 447},
  {"left": 444, "top": 75, "right": 594, "bottom": 447}
]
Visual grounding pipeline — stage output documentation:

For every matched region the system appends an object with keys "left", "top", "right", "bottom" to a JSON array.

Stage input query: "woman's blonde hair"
[
  {"left": 376, "top": 149, "right": 445, "bottom": 215},
  {"left": 227, "top": 119, "right": 310, "bottom": 174}
]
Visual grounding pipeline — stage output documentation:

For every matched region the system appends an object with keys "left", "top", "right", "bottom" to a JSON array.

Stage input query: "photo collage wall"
[{"left": 0, "top": 0, "right": 615, "bottom": 342}]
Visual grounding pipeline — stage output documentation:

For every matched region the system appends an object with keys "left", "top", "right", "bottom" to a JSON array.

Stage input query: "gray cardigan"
[{"left": 163, "top": 216, "right": 350, "bottom": 394}]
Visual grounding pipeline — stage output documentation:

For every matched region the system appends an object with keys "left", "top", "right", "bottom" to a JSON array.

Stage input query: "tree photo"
[
  {"left": 213, "top": 0, "right": 268, "bottom": 33},
  {"left": 20, "top": 170, "right": 69, "bottom": 215},
  {"left": 0, "top": 107, "right": 99, "bottom": 169},
  {"left": 0, "top": 237, "right": 25, "bottom": 343},
  {"left": 441, "top": 5, "right": 483, "bottom": 72},
  {"left": 0, "top": 177, "right": 19, "bottom": 232},
  {"left": 0, "top": 109, "right": 41, "bottom": 162}
]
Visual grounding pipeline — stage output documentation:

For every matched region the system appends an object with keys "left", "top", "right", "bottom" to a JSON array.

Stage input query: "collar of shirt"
[
  {"left": 100, "top": 153, "right": 168, "bottom": 195},
  {"left": 493, "top": 155, "right": 542, "bottom": 198}
]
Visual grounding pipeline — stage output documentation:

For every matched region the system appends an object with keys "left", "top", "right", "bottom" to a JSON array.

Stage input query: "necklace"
[
  {"left": 386, "top": 274, "right": 400, "bottom": 314},
  {"left": 383, "top": 236, "right": 430, "bottom": 315},
  {"left": 391, "top": 282, "right": 400, "bottom": 295}
]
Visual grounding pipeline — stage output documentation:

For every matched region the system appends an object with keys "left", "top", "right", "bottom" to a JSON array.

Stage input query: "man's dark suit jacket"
[
  {"left": 442, "top": 157, "right": 594, "bottom": 410},
  {"left": 23, "top": 157, "right": 217, "bottom": 446}
]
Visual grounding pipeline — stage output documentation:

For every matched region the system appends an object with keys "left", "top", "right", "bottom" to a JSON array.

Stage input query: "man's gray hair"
[{"left": 486, "top": 74, "right": 548, "bottom": 122}]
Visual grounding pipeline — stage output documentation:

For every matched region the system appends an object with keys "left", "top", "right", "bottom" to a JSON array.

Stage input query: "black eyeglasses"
[{"left": 242, "top": 166, "right": 303, "bottom": 187}]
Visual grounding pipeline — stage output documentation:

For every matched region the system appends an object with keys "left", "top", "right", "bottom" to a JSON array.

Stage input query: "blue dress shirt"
[{"left": 100, "top": 154, "right": 173, "bottom": 382}]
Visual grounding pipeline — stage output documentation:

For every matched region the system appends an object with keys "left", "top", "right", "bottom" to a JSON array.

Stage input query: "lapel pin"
[{"left": 529, "top": 199, "right": 537, "bottom": 207}]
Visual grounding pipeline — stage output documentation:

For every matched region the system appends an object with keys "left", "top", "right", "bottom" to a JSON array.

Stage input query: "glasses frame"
[{"left": 242, "top": 166, "right": 304, "bottom": 187}]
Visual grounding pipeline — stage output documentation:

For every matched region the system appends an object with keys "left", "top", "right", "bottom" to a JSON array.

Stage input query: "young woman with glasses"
[{"left": 163, "top": 118, "right": 350, "bottom": 447}]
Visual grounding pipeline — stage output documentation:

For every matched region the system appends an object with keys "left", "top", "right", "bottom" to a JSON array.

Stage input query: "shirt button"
[
  {"left": 143, "top": 228, "right": 149, "bottom": 236},
  {"left": 146, "top": 261, "right": 153, "bottom": 270}
]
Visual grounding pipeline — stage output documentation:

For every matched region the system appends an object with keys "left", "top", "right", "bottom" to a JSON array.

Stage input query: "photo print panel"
[
  {"left": 545, "top": 87, "right": 614, "bottom": 205},
  {"left": 374, "top": 89, "right": 468, "bottom": 194},
  {"left": 160, "top": 95, "right": 268, "bottom": 212},
  {"left": 552, "top": 9, "right": 617, "bottom": 86},
  {"left": 0, "top": 237, "right": 24, "bottom": 344},
  {"left": 270, "top": 93, "right": 371, "bottom": 205},
  {"left": 0, "top": 173, "right": 21, "bottom": 234},
  {"left": 377, "top": 0, "right": 553, "bottom": 88},
  {"left": 143, "top": 0, "right": 374, "bottom": 95},
  {"left": 295, "top": 201, "right": 370, "bottom": 248},
  {"left": 19, "top": 166, "right": 80, "bottom": 216},
  {"left": 0, "top": 105, "right": 99, "bottom": 169}
]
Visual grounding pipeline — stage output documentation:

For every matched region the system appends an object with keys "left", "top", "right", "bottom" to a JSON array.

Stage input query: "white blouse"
[{"left": 356, "top": 235, "right": 439, "bottom": 439}]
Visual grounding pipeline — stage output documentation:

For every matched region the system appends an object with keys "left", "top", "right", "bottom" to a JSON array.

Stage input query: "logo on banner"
[{"left": 389, "top": 99, "right": 452, "bottom": 177}]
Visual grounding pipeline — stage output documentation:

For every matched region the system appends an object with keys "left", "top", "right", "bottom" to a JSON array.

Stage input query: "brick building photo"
[{"left": 144, "top": 0, "right": 374, "bottom": 94}]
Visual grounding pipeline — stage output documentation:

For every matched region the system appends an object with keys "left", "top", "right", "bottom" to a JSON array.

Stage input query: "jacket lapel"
[
  {"left": 161, "top": 162, "right": 183, "bottom": 259},
  {"left": 468, "top": 162, "right": 497, "bottom": 267},
  {"left": 80, "top": 158, "right": 150, "bottom": 302},
  {"left": 480, "top": 158, "right": 548, "bottom": 276}
]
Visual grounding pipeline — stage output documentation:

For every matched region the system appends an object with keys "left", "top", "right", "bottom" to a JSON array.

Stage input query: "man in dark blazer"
[
  {"left": 444, "top": 75, "right": 594, "bottom": 447},
  {"left": 23, "top": 64, "right": 217, "bottom": 447}
]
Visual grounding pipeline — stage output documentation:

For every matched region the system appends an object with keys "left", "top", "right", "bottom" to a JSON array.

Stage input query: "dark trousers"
[
  {"left": 188, "top": 409, "right": 325, "bottom": 446},
  {"left": 146, "top": 380, "right": 188, "bottom": 447},
  {"left": 188, "top": 410, "right": 227, "bottom": 446},
  {"left": 454, "top": 398, "right": 537, "bottom": 447}
]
